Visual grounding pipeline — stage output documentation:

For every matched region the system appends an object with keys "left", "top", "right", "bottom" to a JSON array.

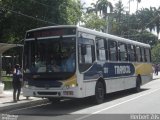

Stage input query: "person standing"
[
  {"left": 154, "top": 64, "right": 159, "bottom": 75},
  {"left": 6, "top": 63, "right": 11, "bottom": 76},
  {"left": 12, "top": 64, "right": 22, "bottom": 102}
]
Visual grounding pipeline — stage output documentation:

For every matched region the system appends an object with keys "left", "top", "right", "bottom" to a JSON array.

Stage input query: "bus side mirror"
[{"left": 81, "top": 45, "right": 87, "bottom": 55}]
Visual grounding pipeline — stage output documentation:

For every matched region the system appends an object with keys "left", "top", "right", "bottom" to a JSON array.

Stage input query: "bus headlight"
[
  {"left": 71, "top": 84, "right": 76, "bottom": 87},
  {"left": 65, "top": 84, "right": 76, "bottom": 89}
]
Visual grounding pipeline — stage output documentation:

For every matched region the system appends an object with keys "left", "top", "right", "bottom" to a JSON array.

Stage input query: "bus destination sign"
[{"left": 26, "top": 27, "right": 76, "bottom": 39}]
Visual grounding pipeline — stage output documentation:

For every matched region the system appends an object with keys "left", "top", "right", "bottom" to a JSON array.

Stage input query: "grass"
[
  {"left": 2, "top": 76, "right": 12, "bottom": 81},
  {"left": 2, "top": 76, "right": 13, "bottom": 90}
]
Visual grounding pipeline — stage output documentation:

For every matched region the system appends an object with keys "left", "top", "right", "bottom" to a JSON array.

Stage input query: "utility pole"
[{"left": 106, "top": 7, "right": 111, "bottom": 33}]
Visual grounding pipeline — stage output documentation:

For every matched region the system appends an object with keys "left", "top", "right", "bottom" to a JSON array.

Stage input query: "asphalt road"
[{"left": 1, "top": 79, "right": 160, "bottom": 120}]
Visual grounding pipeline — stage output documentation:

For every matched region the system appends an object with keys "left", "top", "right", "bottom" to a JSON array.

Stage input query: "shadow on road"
[
  {"left": 104, "top": 88, "right": 149, "bottom": 103},
  {"left": 8, "top": 88, "right": 149, "bottom": 116}
]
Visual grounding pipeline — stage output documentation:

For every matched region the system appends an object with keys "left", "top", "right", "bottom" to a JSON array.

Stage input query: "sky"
[{"left": 80, "top": 0, "right": 160, "bottom": 14}]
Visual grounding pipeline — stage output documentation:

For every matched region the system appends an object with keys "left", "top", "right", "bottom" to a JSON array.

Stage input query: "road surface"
[{"left": 1, "top": 79, "right": 160, "bottom": 120}]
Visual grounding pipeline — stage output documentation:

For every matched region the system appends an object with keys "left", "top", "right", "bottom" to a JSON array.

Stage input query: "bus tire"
[
  {"left": 94, "top": 81, "right": 105, "bottom": 104},
  {"left": 47, "top": 98, "right": 60, "bottom": 104},
  {"left": 134, "top": 76, "right": 141, "bottom": 92}
]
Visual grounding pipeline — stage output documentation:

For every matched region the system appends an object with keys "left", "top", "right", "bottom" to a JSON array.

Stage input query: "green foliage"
[
  {"left": 82, "top": 13, "right": 106, "bottom": 31},
  {"left": 96, "top": 0, "right": 113, "bottom": 17},
  {"left": 82, "top": 0, "right": 159, "bottom": 46},
  {"left": 2, "top": 76, "right": 12, "bottom": 81},
  {"left": 152, "top": 43, "right": 160, "bottom": 63},
  {"left": 82, "top": 0, "right": 160, "bottom": 63},
  {"left": 0, "top": 0, "right": 82, "bottom": 43}
]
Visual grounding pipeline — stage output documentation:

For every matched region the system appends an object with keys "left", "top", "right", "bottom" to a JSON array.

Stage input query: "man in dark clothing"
[
  {"left": 154, "top": 64, "right": 159, "bottom": 75},
  {"left": 12, "top": 64, "right": 22, "bottom": 102}
]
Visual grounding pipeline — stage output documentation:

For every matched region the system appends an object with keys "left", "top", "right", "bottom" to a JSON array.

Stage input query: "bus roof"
[
  {"left": 26, "top": 25, "right": 77, "bottom": 32},
  {"left": 26, "top": 25, "right": 150, "bottom": 48}
]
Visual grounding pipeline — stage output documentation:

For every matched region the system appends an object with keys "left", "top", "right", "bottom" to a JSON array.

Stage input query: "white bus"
[{"left": 23, "top": 25, "right": 153, "bottom": 104}]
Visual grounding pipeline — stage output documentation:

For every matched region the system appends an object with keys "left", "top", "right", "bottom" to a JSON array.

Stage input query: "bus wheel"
[
  {"left": 134, "top": 76, "right": 141, "bottom": 92},
  {"left": 47, "top": 98, "right": 60, "bottom": 104},
  {"left": 94, "top": 81, "right": 105, "bottom": 104}
]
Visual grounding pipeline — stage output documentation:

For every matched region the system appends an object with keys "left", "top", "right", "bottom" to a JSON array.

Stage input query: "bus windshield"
[{"left": 24, "top": 37, "right": 76, "bottom": 74}]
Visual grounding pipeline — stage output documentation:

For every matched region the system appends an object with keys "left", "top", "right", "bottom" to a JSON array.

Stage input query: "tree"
[
  {"left": 136, "top": 7, "right": 160, "bottom": 37},
  {"left": 0, "top": 0, "right": 82, "bottom": 43},
  {"left": 86, "top": 2, "right": 98, "bottom": 15},
  {"left": 97, "top": 0, "right": 113, "bottom": 33},
  {"left": 136, "top": 0, "right": 141, "bottom": 11},
  {"left": 152, "top": 43, "right": 160, "bottom": 63},
  {"left": 113, "top": 0, "right": 125, "bottom": 35},
  {"left": 154, "top": 7, "right": 160, "bottom": 37},
  {"left": 96, "top": 0, "right": 113, "bottom": 17},
  {"left": 81, "top": 13, "right": 106, "bottom": 31},
  {"left": 129, "top": 0, "right": 142, "bottom": 12},
  {"left": 82, "top": 0, "right": 158, "bottom": 47},
  {"left": 114, "top": 0, "right": 125, "bottom": 23}
]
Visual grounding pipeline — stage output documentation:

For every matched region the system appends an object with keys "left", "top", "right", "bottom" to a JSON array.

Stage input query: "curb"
[
  {"left": 152, "top": 77, "right": 160, "bottom": 80},
  {"left": 0, "top": 99, "right": 49, "bottom": 112}
]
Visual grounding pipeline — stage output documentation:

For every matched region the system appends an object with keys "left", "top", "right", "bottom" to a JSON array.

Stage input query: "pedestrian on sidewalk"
[
  {"left": 12, "top": 64, "right": 22, "bottom": 102},
  {"left": 154, "top": 64, "right": 159, "bottom": 75}
]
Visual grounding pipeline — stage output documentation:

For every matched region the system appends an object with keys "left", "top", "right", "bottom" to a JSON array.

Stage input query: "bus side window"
[
  {"left": 78, "top": 36, "right": 95, "bottom": 72},
  {"left": 144, "top": 48, "right": 147, "bottom": 62},
  {"left": 79, "top": 44, "right": 93, "bottom": 64},
  {"left": 96, "top": 37, "right": 107, "bottom": 61},
  {"left": 128, "top": 44, "right": 136, "bottom": 62},
  {"left": 108, "top": 40, "right": 118, "bottom": 61},
  {"left": 105, "top": 39, "right": 109, "bottom": 60},
  {"left": 118, "top": 42, "right": 128, "bottom": 61},
  {"left": 145, "top": 48, "right": 151, "bottom": 62},
  {"left": 136, "top": 46, "right": 142, "bottom": 62},
  {"left": 141, "top": 47, "right": 145, "bottom": 62}
]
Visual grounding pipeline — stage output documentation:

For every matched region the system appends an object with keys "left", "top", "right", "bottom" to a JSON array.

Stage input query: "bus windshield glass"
[{"left": 24, "top": 37, "right": 76, "bottom": 74}]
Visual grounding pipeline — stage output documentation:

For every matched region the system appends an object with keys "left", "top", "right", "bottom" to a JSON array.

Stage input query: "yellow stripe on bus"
[
  {"left": 134, "top": 63, "right": 153, "bottom": 75},
  {"left": 61, "top": 74, "right": 77, "bottom": 86}
]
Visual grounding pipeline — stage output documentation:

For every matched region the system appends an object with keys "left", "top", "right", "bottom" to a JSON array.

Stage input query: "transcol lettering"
[{"left": 114, "top": 66, "right": 131, "bottom": 74}]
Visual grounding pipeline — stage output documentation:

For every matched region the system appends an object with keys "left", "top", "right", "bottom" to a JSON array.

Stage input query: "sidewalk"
[
  {"left": 0, "top": 90, "right": 48, "bottom": 112},
  {"left": 152, "top": 72, "right": 160, "bottom": 80}
]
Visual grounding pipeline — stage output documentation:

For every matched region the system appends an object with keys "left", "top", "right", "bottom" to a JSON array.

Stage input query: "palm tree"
[
  {"left": 143, "top": 7, "right": 160, "bottom": 37},
  {"left": 114, "top": 0, "right": 125, "bottom": 23},
  {"left": 96, "top": 0, "right": 113, "bottom": 33},
  {"left": 154, "top": 7, "right": 160, "bottom": 37},
  {"left": 114, "top": 0, "right": 125, "bottom": 35},
  {"left": 129, "top": 0, "right": 141, "bottom": 13},
  {"left": 96, "top": 0, "right": 113, "bottom": 18},
  {"left": 86, "top": 2, "right": 98, "bottom": 15},
  {"left": 147, "top": 7, "right": 156, "bottom": 32},
  {"left": 86, "top": 6, "right": 95, "bottom": 14},
  {"left": 136, "top": 0, "right": 141, "bottom": 11}
]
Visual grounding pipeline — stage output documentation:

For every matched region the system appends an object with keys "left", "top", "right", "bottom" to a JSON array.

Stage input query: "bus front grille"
[{"left": 37, "top": 92, "right": 58, "bottom": 95}]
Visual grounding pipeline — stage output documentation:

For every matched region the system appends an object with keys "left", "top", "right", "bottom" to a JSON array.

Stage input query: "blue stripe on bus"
[{"left": 84, "top": 62, "right": 135, "bottom": 80}]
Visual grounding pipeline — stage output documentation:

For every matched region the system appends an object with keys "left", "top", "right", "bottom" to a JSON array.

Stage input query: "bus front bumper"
[{"left": 22, "top": 87, "right": 80, "bottom": 98}]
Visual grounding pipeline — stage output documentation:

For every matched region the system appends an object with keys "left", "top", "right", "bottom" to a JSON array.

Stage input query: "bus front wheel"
[{"left": 94, "top": 81, "right": 105, "bottom": 104}]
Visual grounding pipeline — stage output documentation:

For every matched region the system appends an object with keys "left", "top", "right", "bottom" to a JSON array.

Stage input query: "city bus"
[{"left": 23, "top": 25, "right": 153, "bottom": 104}]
